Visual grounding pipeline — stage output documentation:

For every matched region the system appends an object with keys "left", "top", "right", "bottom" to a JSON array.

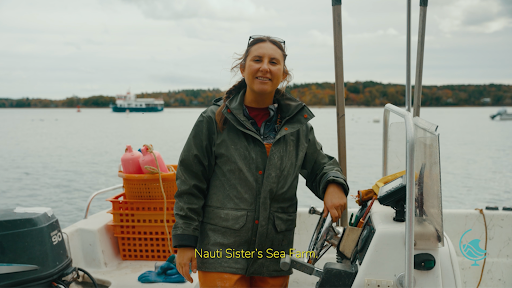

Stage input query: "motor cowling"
[{"left": 0, "top": 208, "right": 72, "bottom": 288}]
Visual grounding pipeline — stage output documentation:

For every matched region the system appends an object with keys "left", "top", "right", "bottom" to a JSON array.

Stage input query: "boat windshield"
[{"left": 385, "top": 116, "right": 444, "bottom": 249}]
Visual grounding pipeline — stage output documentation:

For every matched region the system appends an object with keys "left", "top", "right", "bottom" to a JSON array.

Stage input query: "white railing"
[
  {"left": 382, "top": 103, "right": 415, "bottom": 288},
  {"left": 83, "top": 184, "right": 123, "bottom": 219}
]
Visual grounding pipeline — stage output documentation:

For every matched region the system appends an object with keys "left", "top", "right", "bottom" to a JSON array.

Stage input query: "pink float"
[
  {"left": 120, "top": 145, "right": 144, "bottom": 174},
  {"left": 139, "top": 145, "right": 169, "bottom": 174}
]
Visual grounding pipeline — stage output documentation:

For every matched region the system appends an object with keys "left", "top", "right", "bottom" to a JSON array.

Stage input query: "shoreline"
[{"left": 1, "top": 105, "right": 509, "bottom": 109}]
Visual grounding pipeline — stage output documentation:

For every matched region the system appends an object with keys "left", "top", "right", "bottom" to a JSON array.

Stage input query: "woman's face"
[{"left": 240, "top": 42, "right": 287, "bottom": 97}]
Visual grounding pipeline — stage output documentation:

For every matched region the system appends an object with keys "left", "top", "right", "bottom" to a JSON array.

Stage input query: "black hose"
[{"left": 77, "top": 267, "right": 99, "bottom": 288}]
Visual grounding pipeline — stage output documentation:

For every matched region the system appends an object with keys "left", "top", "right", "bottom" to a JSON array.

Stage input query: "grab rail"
[
  {"left": 83, "top": 184, "right": 123, "bottom": 219},
  {"left": 382, "top": 104, "right": 415, "bottom": 288}
]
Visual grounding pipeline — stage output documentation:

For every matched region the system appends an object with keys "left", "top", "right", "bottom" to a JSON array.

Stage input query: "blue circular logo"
[{"left": 459, "top": 229, "right": 486, "bottom": 266}]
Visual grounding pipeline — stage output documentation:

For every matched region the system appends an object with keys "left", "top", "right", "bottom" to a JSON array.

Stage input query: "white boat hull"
[
  {"left": 497, "top": 113, "right": 512, "bottom": 120},
  {"left": 63, "top": 205, "right": 512, "bottom": 288}
]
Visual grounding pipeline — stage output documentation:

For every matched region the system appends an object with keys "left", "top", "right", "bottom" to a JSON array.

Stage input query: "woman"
[{"left": 172, "top": 35, "right": 349, "bottom": 288}]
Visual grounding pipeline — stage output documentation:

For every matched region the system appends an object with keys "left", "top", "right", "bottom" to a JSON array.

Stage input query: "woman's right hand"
[{"left": 176, "top": 247, "right": 197, "bottom": 283}]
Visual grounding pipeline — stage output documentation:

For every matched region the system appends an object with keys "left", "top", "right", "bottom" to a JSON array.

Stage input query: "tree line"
[{"left": 1, "top": 82, "right": 511, "bottom": 108}]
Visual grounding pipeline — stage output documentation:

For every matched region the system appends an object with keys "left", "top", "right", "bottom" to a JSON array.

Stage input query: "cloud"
[
  {"left": 499, "top": 0, "right": 512, "bottom": 17},
  {"left": 122, "top": 0, "right": 276, "bottom": 22},
  {"left": 307, "top": 30, "right": 333, "bottom": 46},
  {"left": 435, "top": 0, "right": 512, "bottom": 34},
  {"left": 1, "top": 0, "right": 511, "bottom": 99},
  {"left": 348, "top": 28, "right": 400, "bottom": 39},
  {"left": 152, "top": 71, "right": 221, "bottom": 88},
  {"left": 79, "top": 84, "right": 100, "bottom": 91}
]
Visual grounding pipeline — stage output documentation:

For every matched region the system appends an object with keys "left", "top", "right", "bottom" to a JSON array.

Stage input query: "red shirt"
[{"left": 245, "top": 105, "right": 270, "bottom": 128}]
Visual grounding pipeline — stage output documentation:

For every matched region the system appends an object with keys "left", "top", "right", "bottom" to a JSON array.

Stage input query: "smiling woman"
[
  {"left": 241, "top": 41, "right": 288, "bottom": 107},
  {"left": 171, "top": 35, "right": 349, "bottom": 288},
  {"left": 215, "top": 36, "right": 293, "bottom": 131}
]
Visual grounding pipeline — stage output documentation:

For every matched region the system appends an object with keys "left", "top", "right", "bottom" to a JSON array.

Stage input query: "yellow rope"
[
  {"left": 475, "top": 208, "right": 488, "bottom": 288},
  {"left": 143, "top": 144, "right": 173, "bottom": 256}
]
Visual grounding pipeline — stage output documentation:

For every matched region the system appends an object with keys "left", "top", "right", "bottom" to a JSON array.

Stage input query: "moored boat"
[
  {"left": 111, "top": 92, "right": 164, "bottom": 113},
  {"left": 490, "top": 108, "right": 512, "bottom": 121}
]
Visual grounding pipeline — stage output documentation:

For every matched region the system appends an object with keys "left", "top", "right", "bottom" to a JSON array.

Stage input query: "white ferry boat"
[{"left": 111, "top": 92, "right": 164, "bottom": 113}]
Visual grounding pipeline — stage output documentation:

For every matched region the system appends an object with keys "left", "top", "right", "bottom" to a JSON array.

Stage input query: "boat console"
[{"left": 281, "top": 104, "right": 461, "bottom": 288}]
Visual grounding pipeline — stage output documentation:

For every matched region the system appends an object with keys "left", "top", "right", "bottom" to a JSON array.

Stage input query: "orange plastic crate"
[
  {"left": 117, "top": 235, "right": 177, "bottom": 260},
  {"left": 107, "top": 192, "right": 175, "bottom": 213},
  {"left": 108, "top": 221, "right": 174, "bottom": 236},
  {"left": 108, "top": 210, "right": 176, "bottom": 225},
  {"left": 119, "top": 164, "right": 178, "bottom": 200},
  {"left": 107, "top": 192, "right": 178, "bottom": 260}
]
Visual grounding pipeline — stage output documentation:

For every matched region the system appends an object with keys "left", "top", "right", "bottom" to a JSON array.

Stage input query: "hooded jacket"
[{"left": 172, "top": 90, "right": 349, "bottom": 277}]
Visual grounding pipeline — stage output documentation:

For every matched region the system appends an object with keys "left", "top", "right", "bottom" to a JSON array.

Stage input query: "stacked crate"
[{"left": 108, "top": 165, "right": 178, "bottom": 260}]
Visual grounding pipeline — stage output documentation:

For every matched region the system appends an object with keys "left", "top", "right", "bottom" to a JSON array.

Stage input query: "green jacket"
[{"left": 172, "top": 90, "right": 349, "bottom": 277}]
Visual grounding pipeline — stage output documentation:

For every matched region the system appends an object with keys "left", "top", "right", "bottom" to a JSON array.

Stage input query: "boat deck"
[
  {"left": 64, "top": 208, "right": 338, "bottom": 288},
  {"left": 64, "top": 206, "right": 512, "bottom": 287}
]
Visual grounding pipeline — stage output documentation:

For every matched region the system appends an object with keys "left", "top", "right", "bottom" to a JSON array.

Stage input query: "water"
[{"left": 1, "top": 106, "right": 511, "bottom": 228}]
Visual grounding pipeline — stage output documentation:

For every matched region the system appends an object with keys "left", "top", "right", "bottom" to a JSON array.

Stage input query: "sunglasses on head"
[{"left": 248, "top": 35, "right": 285, "bottom": 49}]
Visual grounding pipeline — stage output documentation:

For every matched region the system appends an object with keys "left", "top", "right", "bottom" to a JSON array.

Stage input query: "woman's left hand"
[{"left": 323, "top": 183, "right": 347, "bottom": 222}]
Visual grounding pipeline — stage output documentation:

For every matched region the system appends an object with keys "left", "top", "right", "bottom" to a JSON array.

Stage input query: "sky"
[{"left": 0, "top": 0, "right": 511, "bottom": 100}]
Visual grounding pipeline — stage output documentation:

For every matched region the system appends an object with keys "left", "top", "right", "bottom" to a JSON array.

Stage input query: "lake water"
[{"left": 1, "top": 106, "right": 511, "bottom": 228}]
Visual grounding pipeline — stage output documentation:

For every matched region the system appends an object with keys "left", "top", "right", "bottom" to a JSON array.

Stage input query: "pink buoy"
[
  {"left": 121, "top": 145, "right": 144, "bottom": 174},
  {"left": 139, "top": 145, "right": 169, "bottom": 174}
]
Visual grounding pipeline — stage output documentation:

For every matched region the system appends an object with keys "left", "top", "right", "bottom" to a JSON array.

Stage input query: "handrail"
[
  {"left": 83, "top": 184, "right": 123, "bottom": 219},
  {"left": 382, "top": 104, "right": 415, "bottom": 288}
]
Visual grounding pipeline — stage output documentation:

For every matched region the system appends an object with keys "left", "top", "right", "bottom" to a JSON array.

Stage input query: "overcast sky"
[{"left": 1, "top": 0, "right": 511, "bottom": 99}]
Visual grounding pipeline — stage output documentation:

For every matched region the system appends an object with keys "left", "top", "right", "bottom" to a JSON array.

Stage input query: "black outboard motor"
[{"left": 0, "top": 208, "right": 72, "bottom": 287}]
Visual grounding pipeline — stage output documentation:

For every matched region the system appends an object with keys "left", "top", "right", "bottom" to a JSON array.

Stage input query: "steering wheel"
[{"left": 307, "top": 206, "right": 343, "bottom": 265}]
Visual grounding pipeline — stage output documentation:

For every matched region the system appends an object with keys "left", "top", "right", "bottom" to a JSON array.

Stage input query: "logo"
[
  {"left": 459, "top": 229, "right": 486, "bottom": 266},
  {"left": 51, "top": 230, "right": 63, "bottom": 245}
]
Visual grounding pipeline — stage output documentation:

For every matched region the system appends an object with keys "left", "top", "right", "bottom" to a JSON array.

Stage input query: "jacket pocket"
[
  {"left": 272, "top": 211, "right": 297, "bottom": 232},
  {"left": 269, "top": 211, "right": 297, "bottom": 250},
  {"left": 265, "top": 212, "right": 297, "bottom": 274},
  {"left": 197, "top": 207, "right": 251, "bottom": 271},
  {"left": 202, "top": 206, "right": 248, "bottom": 230}
]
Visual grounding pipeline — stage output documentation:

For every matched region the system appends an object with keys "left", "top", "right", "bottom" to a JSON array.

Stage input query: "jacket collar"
[{"left": 274, "top": 91, "right": 314, "bottom": 122}]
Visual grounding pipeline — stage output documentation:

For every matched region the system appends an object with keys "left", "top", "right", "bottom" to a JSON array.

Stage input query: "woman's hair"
[{"left": 215, "top": 36, "right": 292, "bottom": 131}]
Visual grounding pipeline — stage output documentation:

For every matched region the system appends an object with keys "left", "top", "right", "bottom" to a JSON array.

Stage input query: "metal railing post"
[
  {"left": 332, "top": 0, "right": 348, "bottom": 227},
  {"left": 405, "top": 0, "right": 412, "bottom": 112},
  {"left": 413, "top": 0, "right": 429, "bottom": 117},
  {"left": 382, "top": 109, "right": 390, "bottom": 177},
  {"left": 382, "top": 104, "right": 415, "bottom": 287}
]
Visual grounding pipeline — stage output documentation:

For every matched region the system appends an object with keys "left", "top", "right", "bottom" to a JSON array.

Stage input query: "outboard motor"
[{"left": 0, "top": 208, "right": 72, "bottom": 287}]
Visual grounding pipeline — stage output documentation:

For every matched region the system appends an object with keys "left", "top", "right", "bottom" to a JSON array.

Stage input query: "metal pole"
[
  {"left": 404, "top": 112, "right": 415, "bottom": 288},
  {"left": 406, "top": 2, "right": 414, "bottom": 286},
  {"left": 413, "top": 0, "right": 428, "bottom": 117},
  {"left": 383, "top": 105, "right": 415, "bottom": 288},
  {"left": 405, "top": 0, "right": 412, "bottom": 112},
  {"left": 332, "top": 0, "right": 348, "bottom": 227},
  {"left": 382, "top": 110, "right": 389, "bottom": 177}
]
